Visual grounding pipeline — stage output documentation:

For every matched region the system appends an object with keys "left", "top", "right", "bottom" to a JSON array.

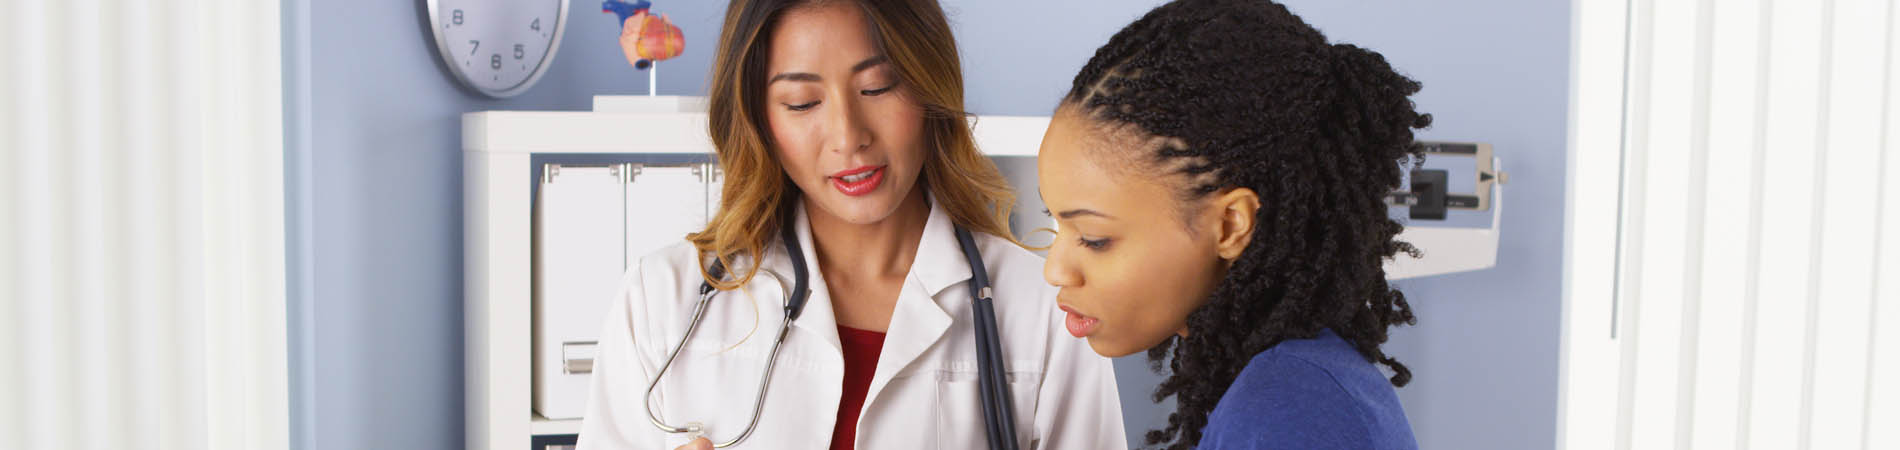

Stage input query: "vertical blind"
[
  {"left": 0, "top": 0, "right": 288, "bottom": 449},
  {"left": 1564, "top": 0, "right": 1898, "bottom": 449}
]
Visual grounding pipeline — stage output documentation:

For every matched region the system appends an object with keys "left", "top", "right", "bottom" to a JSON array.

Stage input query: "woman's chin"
[
  {"left": 812, "top": 198, "right": 895, "bottom": 224},
  {"left": 1084, "top": 335, "right": 1145, "bottom": 358},
  {"left": 810, "top": 187, "right": 917, "bottom": 225}
]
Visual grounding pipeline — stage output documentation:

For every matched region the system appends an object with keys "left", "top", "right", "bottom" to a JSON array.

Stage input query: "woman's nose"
[
  {"left": 1043, "top": 245, "right": 1082, "bottom": 288},
  {"left": 824, "top": 94, "right": 873, "bottom": 153}
]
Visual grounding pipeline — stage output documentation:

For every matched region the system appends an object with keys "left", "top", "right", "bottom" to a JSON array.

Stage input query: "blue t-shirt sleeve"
[{"left": 1197, "top": 353, "right": 1380, "bottom": 450}]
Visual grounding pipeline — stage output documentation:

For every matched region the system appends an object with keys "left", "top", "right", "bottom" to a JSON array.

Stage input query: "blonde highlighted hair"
[{"left": 690, "top": 0, "right": 1019, "bottom": 290}]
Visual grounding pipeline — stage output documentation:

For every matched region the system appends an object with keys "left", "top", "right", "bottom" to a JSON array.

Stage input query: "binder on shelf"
[{"left": 532, "top": 163, "right": 718, "bottom": 421}]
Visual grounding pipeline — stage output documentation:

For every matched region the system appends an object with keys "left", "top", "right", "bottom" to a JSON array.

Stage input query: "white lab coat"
[{"left": 577, "top": 199, "right": 1127, "bottom": 450}]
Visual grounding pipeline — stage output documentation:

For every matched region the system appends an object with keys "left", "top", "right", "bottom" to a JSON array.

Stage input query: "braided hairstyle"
[{"left": 1061, "top": 0, "right": 1431, "bottom": 448}]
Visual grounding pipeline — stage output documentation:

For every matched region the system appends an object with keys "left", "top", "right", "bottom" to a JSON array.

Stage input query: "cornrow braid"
[{"left": 1061, "top": 1, "right": 1431, "bottom": 448}]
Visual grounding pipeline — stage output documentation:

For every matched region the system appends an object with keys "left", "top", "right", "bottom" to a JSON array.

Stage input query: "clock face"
[{"left": 427, "top": 0, "right": 569, "bottom": 98}]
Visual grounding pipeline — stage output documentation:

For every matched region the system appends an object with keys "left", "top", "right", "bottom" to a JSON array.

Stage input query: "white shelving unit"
[{"left": 462, "top": 96, "right": 1051, "bottom": 450}]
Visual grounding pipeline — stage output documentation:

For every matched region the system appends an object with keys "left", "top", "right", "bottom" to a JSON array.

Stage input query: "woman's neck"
[{"left": 805, "top": 187, "right": 931, "bottom": 285}]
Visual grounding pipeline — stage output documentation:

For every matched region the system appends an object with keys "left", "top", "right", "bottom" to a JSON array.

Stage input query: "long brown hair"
[{"left": 690, "top": 0, "right": 1018, "bottom": 290}]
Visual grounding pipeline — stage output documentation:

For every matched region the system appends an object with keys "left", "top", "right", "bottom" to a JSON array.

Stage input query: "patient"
[{"left": 1036, "top": 0, "right": 1430, "bottom": 448}]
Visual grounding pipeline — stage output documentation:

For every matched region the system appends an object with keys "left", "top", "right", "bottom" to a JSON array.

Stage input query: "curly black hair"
[{"left": 1060, "top": 0, "right": 1431, "bottom": 448}]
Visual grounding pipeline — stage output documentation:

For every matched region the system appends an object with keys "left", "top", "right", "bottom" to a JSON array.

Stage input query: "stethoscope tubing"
[
  {"left": 959, "top": 226, "right": 1019, "bottom": 450},
  {"left": 642, "top": 278, "right": 796, "bottom": 448},
  {"left": 645, "top": 206, "right": 812, "bottom": 448}
]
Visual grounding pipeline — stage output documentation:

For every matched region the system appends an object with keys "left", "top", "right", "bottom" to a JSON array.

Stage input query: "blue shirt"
[{"left": 1197, "top": 329, "right": 1417, "bottom": 450}]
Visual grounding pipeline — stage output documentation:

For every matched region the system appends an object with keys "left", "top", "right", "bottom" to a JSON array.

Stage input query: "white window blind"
[
  {"left": 0, "top": 0, "right": 288, "bottom": 449},
  {"left": 1563, "top": 0, "right": 1898, "bottom": 449}
]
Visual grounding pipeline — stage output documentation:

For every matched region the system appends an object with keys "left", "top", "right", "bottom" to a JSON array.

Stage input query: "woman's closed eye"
[
  {"left": 784, "top": 100, "right": 820, "bottom": 112},
  {"left": 1079, "top": 236, "right": 1111, "bottom": 250},
  {"left": 781, "top": 82, "right": 892, "bottom": 111}
]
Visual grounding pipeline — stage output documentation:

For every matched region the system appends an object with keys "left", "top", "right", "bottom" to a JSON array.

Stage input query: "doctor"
[{"left": 576, "top": 0, "right": 1126, "bottom": 449}]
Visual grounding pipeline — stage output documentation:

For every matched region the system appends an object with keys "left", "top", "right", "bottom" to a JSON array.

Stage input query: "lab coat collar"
[
  {"left": 770, "top": 194, "right": 971, "bottom": 396},
  {"left": 774, "top": 201, "right": 843, "bottom": 357},
  {"left": 912, "top": 192, "right": 976, "bottom": 299},
  {"left": 868, "top": 193, "right": 965, "bottom": 413}
]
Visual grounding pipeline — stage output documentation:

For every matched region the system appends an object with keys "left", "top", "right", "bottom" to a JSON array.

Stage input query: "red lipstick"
[{"left": 829, "top": 165, "right": 885, "bottom": 196}]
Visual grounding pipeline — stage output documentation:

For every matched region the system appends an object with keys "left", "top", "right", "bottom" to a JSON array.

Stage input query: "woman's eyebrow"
[
  {"left": 768, "top": 72, "right": 820, "bottom": 84},
  {"left": 1055, "top": 208, "right": 1114, "bottom": 220},
  {"left": 768, "top": 55, "right": 889, "bottom": 85},
  {"left": 1040, "top": 190, "right": 1116, "bottom": 220},
  {"left": 850, "top": 55, "right": 888, "bottom": 73}
]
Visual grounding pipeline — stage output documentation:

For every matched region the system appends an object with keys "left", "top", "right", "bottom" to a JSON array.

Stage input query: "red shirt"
[{"left": 830, "top": 326, "right": 886, "bottom": 450}]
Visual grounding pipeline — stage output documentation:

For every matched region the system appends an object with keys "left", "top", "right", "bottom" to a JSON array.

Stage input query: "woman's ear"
[{"left": 1212, "top": 188, "right": 1260, "bottom": 261}]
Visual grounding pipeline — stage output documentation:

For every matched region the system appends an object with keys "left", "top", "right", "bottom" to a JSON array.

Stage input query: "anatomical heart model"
[{"left": 603, "top": 0, "right": 684, "bottom": 71}]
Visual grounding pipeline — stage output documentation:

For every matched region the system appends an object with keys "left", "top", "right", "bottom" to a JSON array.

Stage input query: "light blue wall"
[
  {"left": 284, "top": 1, "right": 1569, "bottom": 449},
  {"left": 1278, "top": 2, "right": 1572, "bottom": 449}
]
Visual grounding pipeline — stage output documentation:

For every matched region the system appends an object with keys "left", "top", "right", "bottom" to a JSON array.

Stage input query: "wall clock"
[{"left": 427, "top": 0, "right": 570, "bottom": 98}]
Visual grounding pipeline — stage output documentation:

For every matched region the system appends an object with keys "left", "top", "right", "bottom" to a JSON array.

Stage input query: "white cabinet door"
[
  {"left": 532, "top": 165, "right": 628, "bottom": 420},
  {"left": 625, "top": 165, "right": 715, "bottom": 270},
  {"left": 532, "top": 162, "right": 719, "bottom": 421}
]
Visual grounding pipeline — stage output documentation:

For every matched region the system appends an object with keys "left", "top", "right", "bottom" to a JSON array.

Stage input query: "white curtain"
[
  {"left": 1564, "top": 0, "right": 1898, "bottom": 449},
  {"left": 0, "top": 0, "right": 288, "bottom": 449}
]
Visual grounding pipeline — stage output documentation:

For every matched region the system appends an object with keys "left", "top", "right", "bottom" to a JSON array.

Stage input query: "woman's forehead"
[
  {"left": 765, "top": 4, "right": 879, "bottom": 75},
  {"left": 1042, "top": 118, "right": 1174, "bottom": 211}
]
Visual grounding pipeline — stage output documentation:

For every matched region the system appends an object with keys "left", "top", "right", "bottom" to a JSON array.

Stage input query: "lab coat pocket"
[{"left": 934, "top": 369, "right": 1039, "bottom": 450}]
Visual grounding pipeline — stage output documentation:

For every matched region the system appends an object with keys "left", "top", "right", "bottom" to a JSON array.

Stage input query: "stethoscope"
[{"left": 644, "top": 205, "right": 1021, "bottom": 450}]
